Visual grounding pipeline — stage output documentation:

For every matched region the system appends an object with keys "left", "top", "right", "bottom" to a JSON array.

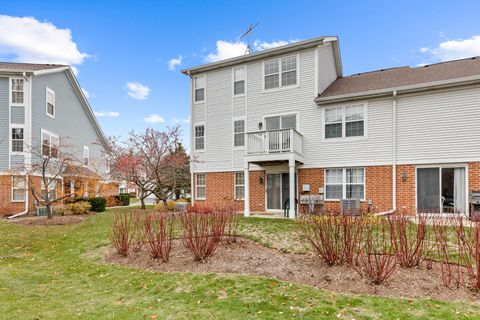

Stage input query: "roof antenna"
[{"left": 240, "top": 23, "right": 259, "bottom": 55}]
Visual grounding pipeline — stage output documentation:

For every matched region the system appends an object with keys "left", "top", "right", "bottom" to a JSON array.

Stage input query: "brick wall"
[
  {"left": 396, "top": 164, "right": 416, "bottom": 214},
  {"left": 192, "top": 171, "right": 265, "bottom": 212},
  {"left": 469, "top": 162, "right": 480, "bottom": 193}
]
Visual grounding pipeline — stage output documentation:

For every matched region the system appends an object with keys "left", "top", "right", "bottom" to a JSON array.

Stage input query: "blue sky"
[{"left": 1, "top": 0, "right": 480, "bottom": 147}]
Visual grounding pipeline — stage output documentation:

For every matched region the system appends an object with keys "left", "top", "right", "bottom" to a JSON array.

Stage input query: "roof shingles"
[
  {"left": 320, "top": 57, "right": 480, "bottom": 98},
  {"left": 0, "top": 62, "right": 67, "bottom": 72}
]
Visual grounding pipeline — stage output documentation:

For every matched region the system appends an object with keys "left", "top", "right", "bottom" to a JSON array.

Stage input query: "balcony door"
[
  {"left": 264, "top": 114, "right": 297, "bottom": 152},
  {"left": 417, "top": 166, "right": 466, "bottom": 214},
  {"left": 266, "top": 172, "right": 297, "bottom": 212}
]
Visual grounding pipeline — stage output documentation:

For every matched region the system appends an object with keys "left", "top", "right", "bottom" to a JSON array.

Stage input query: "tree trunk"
[
  {"left": 140, "top": 198, "right": 146, "bottom": 210},
  {"left": 46, "top": 205, "right": 53, "bottom": 219}
]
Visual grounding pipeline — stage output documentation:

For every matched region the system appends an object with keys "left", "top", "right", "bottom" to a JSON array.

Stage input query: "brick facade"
[{"left": 396, "top": 164, "right": 416, "bottom": 214}]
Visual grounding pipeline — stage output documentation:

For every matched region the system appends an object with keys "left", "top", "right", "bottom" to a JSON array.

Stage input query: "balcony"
[{"left": 246, "top": 128, "right": 303, "bottom": 156}]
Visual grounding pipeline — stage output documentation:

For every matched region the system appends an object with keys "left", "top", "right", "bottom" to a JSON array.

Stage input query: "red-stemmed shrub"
[
  {"left": 131, "top": 211, "right": 146, "bottom": 253},
  {"left": 461, "top": 221, "right": 480, "bottom": 291},
  {"left": 224, "top": 208, "right": 239, "bottom": 244},
  {"left": 354, "top": 217, "right": 397, "bottom": 284},
  {"left": 143, "top": 212, "right": 175, "bottom": 262},
  {"left": 186, "top": 203, "right": 213, "bottom": 214},
  {"left": 298, "top": 213, "right": 363, "bottom": 266},
  {"left": 112, "top": 211, "right": 134, "bottom": 256},
  {"left": 389, "top": 213, "right": 430, "bottom": 268}
]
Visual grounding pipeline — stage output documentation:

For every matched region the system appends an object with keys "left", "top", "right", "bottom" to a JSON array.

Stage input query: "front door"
[
  {"left": 417, "top": 166, "right": 466, "bottom": 214},
  {"left": 266, "top": 172, "right": 297, "bottom": 211}
]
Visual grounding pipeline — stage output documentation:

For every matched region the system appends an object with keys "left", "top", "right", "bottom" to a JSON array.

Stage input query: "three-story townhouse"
[{"left": 183, "top": 36, "right": 480, "bottom": 218}]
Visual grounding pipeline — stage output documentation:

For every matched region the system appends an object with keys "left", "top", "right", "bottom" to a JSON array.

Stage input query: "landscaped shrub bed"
[
  {"left": 111, "top": 204, "right": 238, "bottom": 262},
  {"left": 89, "top": 197, "right": 107, "bottom": 212}
]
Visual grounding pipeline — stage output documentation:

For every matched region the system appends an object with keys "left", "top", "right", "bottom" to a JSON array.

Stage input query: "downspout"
[
  {"left": 8, "top": 175, "right": 29, "bottom": 219},
  {"left": 187, "top": 70, "right": 194, "bottom": 206},
  {"left": 392, "top": 90, "right": 397, "bottom": 211}
]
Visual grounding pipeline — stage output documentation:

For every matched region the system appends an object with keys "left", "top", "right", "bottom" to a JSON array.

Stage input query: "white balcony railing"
[{"left": 246, "top": 129, "right": 303, "bottom": 155}]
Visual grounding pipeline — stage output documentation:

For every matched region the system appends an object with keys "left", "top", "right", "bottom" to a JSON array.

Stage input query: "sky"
[{"left": 1, "top": 0, "right": 480, "bottom": 148}]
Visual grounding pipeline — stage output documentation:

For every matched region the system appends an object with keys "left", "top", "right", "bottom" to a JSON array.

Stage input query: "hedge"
[
  {"left": 89, "top": 197, "right": 107, "bottom": 212},
  {"left": 117, "top": 194, "right": 130, "bottom": 206}
]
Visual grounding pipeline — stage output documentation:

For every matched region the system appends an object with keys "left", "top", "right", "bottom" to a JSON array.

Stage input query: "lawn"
[{"left": 1, "top": 209, "right": 479, "bottom": 319}]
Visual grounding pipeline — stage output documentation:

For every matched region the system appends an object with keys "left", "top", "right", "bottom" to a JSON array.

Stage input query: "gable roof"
[
  {"left": 0, "top": 61, "right": 108, "bottom": 148},
  {"left": 317, "top": 57, "right": 480, "bottom": 103},
  {"left": 182, "top": 36, "right": 342, "bottom": 76}
]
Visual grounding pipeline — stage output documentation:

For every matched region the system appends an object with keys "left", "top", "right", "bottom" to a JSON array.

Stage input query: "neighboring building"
[
  {"left": 182, "top": 36, "right": 480, "bottom": 218},
  {"left": 0, "top": 62, "right": 118, "bottom": 216}
]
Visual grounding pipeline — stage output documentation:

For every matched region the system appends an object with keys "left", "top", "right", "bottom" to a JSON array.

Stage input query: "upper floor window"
[
  {"left": 325, "top": 168, "right": 365, "bottom": 200},
  {"left": 83, "top": 146, "right": 89, "bottom": 166},
  {"left": 195, "top": 173, "right": 206, "bottom": 200},
  {"left": 194, "top": 76, "right": 205, "bottom": 102},
  {"left": 11, "top": 127, "right": 24, "bottom": 152},
  {"left": 264, "top": 55, "right": 297, "bottom": 90},
  {"left": 11, "top": 78, "right": 24, "bottom": 104},
  {"left": 325, "top": 105, "right": 365, "bottom": 139},
  {"left": 41, "top": 178, "right": 56, "bottom": 200},
  {"left": 46, "top": 88, "right": 55, "bottom": 118},
  {"left": 194, "top": 124, "right": 205, "bottom": 150},
  {"left": 265, "top": 114, "right": 297, "bottom": 130},
  {"left": 233, "top": 67, "right": 245, "bottom": 95},
  {"left": 233, "top": 119, "right": 245, "bottom": 147},
  {"left": 42, "top": 130, "right": 59, "bottom": 158},
  {"left": 12, "top": 176, "right": 26, "bottom": 202}
]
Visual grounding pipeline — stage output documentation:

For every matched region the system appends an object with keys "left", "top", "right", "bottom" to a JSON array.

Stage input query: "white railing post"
[{"left": 290, "top": 129, "right": 294, "bottom": 152}]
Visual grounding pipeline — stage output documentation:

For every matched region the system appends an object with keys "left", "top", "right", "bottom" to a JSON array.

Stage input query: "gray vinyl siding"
[
  {"left": 31, "top": 72, "right": 105, "bottom": 170},
  {"left": 318, "top": 43, "right": 338, "bottom": 94},
  {"left": 0, "top": 77, "right": 8, "bottom": 170},
  {"left": 10, "top": 106, "right": 25, "bottom": 124},
  {"left": 396, "top": 85, "right": 480, "bottom": 164},
  {"left": 10, "top": 154, "right": 24, "bottom": 170}
]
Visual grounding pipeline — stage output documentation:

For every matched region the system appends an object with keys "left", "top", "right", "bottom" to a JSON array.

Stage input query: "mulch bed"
[
  {"left": 105, "top": 237, "right": 480, "bottom": 302},
  {"left": 10, "top": 215, "right": 87, "bottom": 226}
]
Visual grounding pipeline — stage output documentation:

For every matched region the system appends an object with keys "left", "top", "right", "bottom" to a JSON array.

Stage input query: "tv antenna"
[{"left": 240, "top": 23, "right": 259, "bottom": 54}]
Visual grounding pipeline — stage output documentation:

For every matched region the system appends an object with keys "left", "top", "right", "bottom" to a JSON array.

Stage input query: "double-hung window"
[
  {"left": 12, "top": 176, "right": 26, "bottom": 202},
  {"left": 325, "top": 105, "right": 365, "bottom": 139},
  {"left": 194, "top": 124, "right": 205, "bottom": 151},
  {"left": 42, "top": 130, "right": 59, "bottom": 158},
  {"left": 264, "top": 55, "right": 297, "bottom": 90},
  {"left": 233, "top": 119, "right": 245, "bottom": 147},
  {"left": 41, "top": 178, "right": 56, "bottom": 200},
  {"left": 11, "top": 78, "right": 24, "bottom": 104},
  {"left": 83, "top": 146, "right": 89, "bottom": 166},
  {"left": 325, "top": 168, "right": 365, "bottom": 200},
  {"left": 194, "top": 76, "right": 205, "bottom": 102},
  {"left": 234, "top": 172, "right": 245, "bottom": 200},
  {"left": 46, "top": 88, "right": 55, "bottom": 118},
  {"left": 11, "top": 127, "right": 24, "bottom": 152},
  {"left": 196, "top": 173, "right": 206, "bottom": 199},
  {"left": 233, "top": 67, "right": 245, "bottom": 95}
]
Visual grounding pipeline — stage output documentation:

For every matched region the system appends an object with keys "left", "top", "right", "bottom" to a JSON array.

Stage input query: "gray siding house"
[{"left": 0, "top": 62, "right": 117, "bottom": 216}]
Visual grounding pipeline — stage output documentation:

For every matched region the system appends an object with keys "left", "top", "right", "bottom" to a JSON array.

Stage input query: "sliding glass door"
[{"left": 417, "top": 166, "right": 466, "bottom": 214}]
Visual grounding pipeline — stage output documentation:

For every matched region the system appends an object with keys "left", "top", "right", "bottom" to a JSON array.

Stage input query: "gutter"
[
  {"left": 7, "top": 175, "right": 29, "bottom": 220},
  {"left": 315, "top": 74, "right": 480, "bottom": 105}
]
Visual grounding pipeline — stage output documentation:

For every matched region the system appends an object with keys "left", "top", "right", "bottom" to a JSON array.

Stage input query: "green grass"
[{"left": 0, "top": 209, "right": 479, "bottom": 319}]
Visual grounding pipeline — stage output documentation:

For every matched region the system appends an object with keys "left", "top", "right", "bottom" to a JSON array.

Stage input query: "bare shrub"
[
  {"left": 224, "top": 209, "right": 239, "bottom": 244},
  {"left": 461, "top": 221, "right": 480, "bottom": 291},
  {"left": 354, "top": 217, "right": 397, "bottom": 284},
  {"left": 143, "top": 212, "right": 175, "bottom": 262},
  {"left": 298, "top": 214, "right": 362, "bottom": 266},
  {"left": 112, "top": 212, "right": 134, "bottom": 256},
  {"left": 131, "top": 211, "right": 146, "bottom": 253},
  {"left": 389, "top": 213, "right": 430, "bottom": 268}
]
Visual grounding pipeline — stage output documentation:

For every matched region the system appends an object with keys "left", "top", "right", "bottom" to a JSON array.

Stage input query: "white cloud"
[
  {"left": 144, "top": 114, "right": 165, "bottom": 124},
  {"left": 168, "top": 55, "right": 183, "bottom": 71},
  {"left": 420, "top": 35, "right": 480, "bottom": 62},
  {"left": 94, "top": 111, "right": 120, "bottom": 118},
  {"left": 173, "top": 116, "right": 190, "bottom": 124},
  {"left": 0, "top": 15, "right": 89, "bottom": 66},
  {"left": 126, "top": 82, "right": 151, "bottom": 100},
  {"left": 204, "top": 39, "right": 299, "bottom": 63}
]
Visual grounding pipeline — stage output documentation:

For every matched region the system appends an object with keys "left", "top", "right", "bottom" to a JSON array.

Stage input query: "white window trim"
[
  {"left": 262, "top": 53, "right": 300, "bottom": 93},
  {"left": 11, "top": 176, "right": 26, "bottom": 203},
  {"left": 234, "top": 171, "right": 245, "bottom": 200},
  {"left": 46, "top": 87, "right": 55, "bottom": 119},
  {"left": 194, "top": 122, "right": 205, "bottom": 152},
  {"left": 232, "top": 65, "right": 246, "bottom": 97},
  {"left": 41, "top": 129, "right": 59, "bottom": 158},
  {"left": 41, "top": 177, "right": 57, "bottom": 200},
  {"left": 11, "top": 125, "right": 25, "bottom": 155},
  {"left": 193, "top": 74, "right": 206, "bottom": 103},
  {"left": 10, "top": 77, "right": 25, "bottom": 106},
  {"left": 83, "top": 145, "right": 90, "bottom": 167},
  {"left": 195, "top": 173, "right": 206, "bottom": 200},
  {"left": 324, "top": 167, "right": 366, "bottom": 202},
  {"left": 233, "top": 116, "right": 246, "bottom": 150},
  {"left": 322, "top": 103, "right": 368, "bottom": 142}
]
